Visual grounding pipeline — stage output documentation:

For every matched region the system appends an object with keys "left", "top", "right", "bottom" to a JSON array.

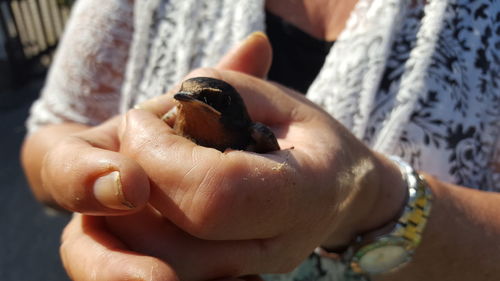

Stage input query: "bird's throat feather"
[{"left": 175, "top": 103, "right": 240, "bottom": 151}]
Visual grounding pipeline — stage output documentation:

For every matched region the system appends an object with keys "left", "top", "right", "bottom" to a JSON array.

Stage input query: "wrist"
[
  {"left": 319, "top": 155, "right": 434, "bottom": 276},
  {"left": 356, "top": 153, "right": 408, "bottom": 235},
  {"left": 321, "top": 152, "right": 408, "bottom": 250}
]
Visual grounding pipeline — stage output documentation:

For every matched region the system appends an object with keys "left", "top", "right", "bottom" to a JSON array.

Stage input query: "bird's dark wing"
[{"left": 247, "top": 122, "right": 280, "bottom": 153}]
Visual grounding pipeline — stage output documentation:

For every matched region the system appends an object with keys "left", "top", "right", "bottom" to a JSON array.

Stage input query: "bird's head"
[
  {"left": 174, "top": 77, "right": 252, "bottom": 129},
  {"left": 170, "top": 77, "right": 280, "bottom": 153}
]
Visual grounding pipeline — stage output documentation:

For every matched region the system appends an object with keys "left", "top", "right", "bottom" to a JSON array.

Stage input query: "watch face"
[
  {"left": 358, "top": 245, "right": 409, "bottom": 274},
  {"left": 350, "top": 237, "right": 414, "bottom": 275}
]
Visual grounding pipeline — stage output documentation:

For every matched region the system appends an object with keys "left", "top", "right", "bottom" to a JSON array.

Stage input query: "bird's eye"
[{"left": 199, "top": 88, "right": 233, "bottom": 112}]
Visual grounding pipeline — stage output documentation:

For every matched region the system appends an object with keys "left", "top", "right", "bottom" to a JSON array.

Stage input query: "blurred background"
[{"left": 0, "top": 0, "right": 75, "bottom": 280}]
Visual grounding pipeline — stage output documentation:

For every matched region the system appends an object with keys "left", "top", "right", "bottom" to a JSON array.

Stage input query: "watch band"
[
  {"left": 316, "top": 156, "right": 433, "bottom": 276},
  {"left": 384, "top": 156, "right": 433, "bottom": 249}
]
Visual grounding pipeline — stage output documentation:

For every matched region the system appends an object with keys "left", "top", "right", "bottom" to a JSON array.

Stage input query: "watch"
[{"left": 316, "top": 156, "right": 433, "bottom": 275}]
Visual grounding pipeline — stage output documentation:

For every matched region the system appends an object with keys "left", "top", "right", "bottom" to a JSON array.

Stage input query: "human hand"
[
  {"left": 60, "top": 213, "right": 179, "bottom": 281},
  {"left": 58, "top": 32, "right": 407, "bottom": 280},
  {"left": 36, "top": 31, "right": 274, "bottom": 215},
  {"left": 57, "top": 32, "right": 274, "bottom": 281},
  {"left": 106, "top": 66, "right": 407, "bottom": 278},
  {"left": 61, "top": 212, "right": 265, "bottom": 281},
  {"left": 38, "top": 116, "right": 151, "bottom": 215}
]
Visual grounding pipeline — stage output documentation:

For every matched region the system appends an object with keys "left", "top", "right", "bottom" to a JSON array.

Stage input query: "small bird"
[{"left": 163, "top": 77, "right": 280, "bottom": 153}]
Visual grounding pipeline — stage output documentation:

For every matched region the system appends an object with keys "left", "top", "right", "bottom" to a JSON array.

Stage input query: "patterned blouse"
[{"left": 27, "top": 0, "right": 499, "bottom": 280}]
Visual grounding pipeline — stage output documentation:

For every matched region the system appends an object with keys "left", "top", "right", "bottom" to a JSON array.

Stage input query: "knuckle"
[
  {"left": 120, "top": 110, "right": 164, "bottom": 159},
  {"left": 122, "top": 133, "right": 151, "bottom": 159}
]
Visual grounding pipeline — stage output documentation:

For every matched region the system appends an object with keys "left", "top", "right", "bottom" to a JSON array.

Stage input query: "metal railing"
[{"left": 0, "top": 0, "right": 74, "bottom": 86}]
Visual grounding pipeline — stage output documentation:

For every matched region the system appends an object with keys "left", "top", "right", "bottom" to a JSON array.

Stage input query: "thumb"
[{"left": 216, "top": 31, "right": 273, "bottom": 79}]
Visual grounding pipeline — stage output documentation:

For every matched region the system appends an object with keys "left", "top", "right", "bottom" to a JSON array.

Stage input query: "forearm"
[
  {"left": 21, "top": 123, "right": 89, "bottom": 207},
  {"left": 376, "top": 174, "right": 500, "bottom": 280}
]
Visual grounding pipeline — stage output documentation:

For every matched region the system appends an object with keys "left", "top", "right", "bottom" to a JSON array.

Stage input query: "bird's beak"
[
  {"left": 174, "top": 92, "right": 196, "bottom": 102},
  {"left": 174, "top": 92, "right": 221, "bottom": 116}
]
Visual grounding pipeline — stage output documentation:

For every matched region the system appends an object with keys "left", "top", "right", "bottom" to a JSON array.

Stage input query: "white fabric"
[{"left": 27, "top": 0, "right": 133, "bottom": 128}]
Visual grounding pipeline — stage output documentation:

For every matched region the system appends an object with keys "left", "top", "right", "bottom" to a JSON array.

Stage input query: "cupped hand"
[
  {"left": 36, "top": 31, "right": 273, "bottom": 216},
  {"left": 59, "top": 32, "right": 407, "bottom": 281},
  {"left": 107, "top": 67, "right": 407, "bottom": 278}
]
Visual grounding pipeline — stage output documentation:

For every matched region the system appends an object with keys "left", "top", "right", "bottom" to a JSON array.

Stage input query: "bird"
[{"left": 163, "top": 77, "right": 280, "bottom": 153}]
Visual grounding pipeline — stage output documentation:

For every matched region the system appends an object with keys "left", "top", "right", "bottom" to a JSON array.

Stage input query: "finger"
[
  {"left": 42, "top": 117, "right": 150, "bottom": 215},
  {"left": 216, "top": 32, "right": 273, "bottom": 79},
  {"left": 105, "top": 207, "right": 288, "bottom": 280},
  {"left": 119, "top": 109, "right": 302, "bottom": 240},
  {"left": 61, "top": 214, "right": 179, "bottom": 281}
]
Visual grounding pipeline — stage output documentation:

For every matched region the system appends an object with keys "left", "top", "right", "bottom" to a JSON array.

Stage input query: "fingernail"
[
  {"left": 224, "top": 31, "right": 268, "bottom": 57},
  {"left": 245, "top": 31, "right": 268, "bottom": 41},
  {"left": 238, "top": 31, "right": 268, "bottom": 47},
  {"left": 93, "top": 171, "right": 135, "bottom": 210}
]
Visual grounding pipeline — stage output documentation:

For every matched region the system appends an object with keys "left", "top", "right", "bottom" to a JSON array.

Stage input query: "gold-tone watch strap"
[{"left": 393, "top": 173, "right": 432, "bottom": 246}]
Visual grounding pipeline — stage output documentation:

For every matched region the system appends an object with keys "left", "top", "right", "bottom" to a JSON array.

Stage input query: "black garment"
[{"left": 265, "top": 11, "right": 334, "bottom": 94}]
